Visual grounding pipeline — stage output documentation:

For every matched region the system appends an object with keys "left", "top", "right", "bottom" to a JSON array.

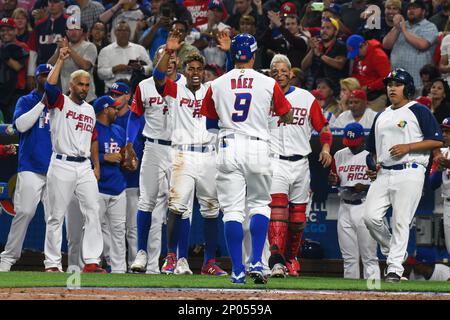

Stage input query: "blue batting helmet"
[
  {"left": 231, "top": 33, "right": 258, "bottom": 62},
  {"left": 383, "top": 68, "right": 415, "bottom": 98}
]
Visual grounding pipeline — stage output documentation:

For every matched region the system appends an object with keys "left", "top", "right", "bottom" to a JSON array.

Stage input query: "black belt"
[
  {"left": 223, "top": 133, "right": 262, "bottom": 141},
  {"left": 381, "top": 163, "right": 419, "bottom": 170},
  {"left": 446, "top": 198, "right": 450, "bottom": 202},
  {"left": 177, "top": 144, "right": 215, "bottom": 153},
  {"left": 56, "top": 154, "right": 87, "bottom": 162},
  {"left": 279, "top": 154, "right": 304, "bottom": 162},
  {"left": 343, "top": 199, "right": 363, "bottom": 205},
  {"left": 145, "top": 137, "right": 172, "bottom": 146}
]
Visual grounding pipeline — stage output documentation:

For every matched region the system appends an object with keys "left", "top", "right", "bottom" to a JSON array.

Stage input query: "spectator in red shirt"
[
  {"left": 0, "top": 17, "right": 29, "bottom": 123},
  {"left": 346, "top": 34, "right": 391, "bottom": 112}
]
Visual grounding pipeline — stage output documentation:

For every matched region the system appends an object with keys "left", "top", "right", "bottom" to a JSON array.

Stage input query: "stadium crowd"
[{"left": 0, "top": 0, "right": 450, "bottom": 282}]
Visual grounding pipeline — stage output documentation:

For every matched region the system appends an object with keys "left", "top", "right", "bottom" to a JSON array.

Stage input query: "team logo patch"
[
  {"left": 397, "top": 120, "right": 407, "bottom": 128},
  {"left": 347, "top": 131, "right": 355, "bottom": 138}
]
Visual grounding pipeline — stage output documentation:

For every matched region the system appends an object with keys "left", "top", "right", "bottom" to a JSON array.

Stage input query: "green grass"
[{"left": 0, "top": 272, "right": 449, "bottom": 293}]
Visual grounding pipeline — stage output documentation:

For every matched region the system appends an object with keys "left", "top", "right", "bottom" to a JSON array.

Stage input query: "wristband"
[
  {"left": 320, "top": 131, "right": 333, "bottom": 147},
  {"left": 152, "top": 67, "right": 166, "bottom": 81}
]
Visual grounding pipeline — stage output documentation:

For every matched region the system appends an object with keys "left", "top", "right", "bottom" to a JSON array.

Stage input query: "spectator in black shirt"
[
  {"left": 301, "top": 17, "right": 348, "bottom": 92},
  {"left": 226, "top": 0, "right": 266, "bottom": 37},
  {"left": 430, "top": 0, "right": 450, "bottom": 31},
  {"left": 261, "top": 12, "right": 307, "bottom": 68},
  {"left": 12, "top": 7, "right": 32, "bottom": 43},
  {"left": 0, "top": 0, "right": 17, "bottom": 19},
  {"left": 429, "top": 78, "right": 450, "bottom": 125}
]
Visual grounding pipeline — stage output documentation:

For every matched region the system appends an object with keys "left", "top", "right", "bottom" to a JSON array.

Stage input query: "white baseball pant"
[
  {"left": 270, "top": 157, "right": 310, "bottom": 204},
  {"left": 337, "top": 201, "right": 380, "bottom": 279},
  {"left": 65, "top": 195, "right": 84, "bottom": 269},
  {"left": 0, "top": 172, "right": 49, "bottom": 267},
  {"left": 44, "top": 155, "right": 103, "bottom": 269},
  {"left": 364, "top": 167, "right": 425, "bottom": 277},
  {"left": 146, "top": 179, "right": 168, "bottom": 274},
  {"left": 169, "top": 148, "right": 219, "bottom": 218},
  {"left": 443, "top": 199, "right": 450, "bottom": 255},
  {"left": 216, "top": 135, "right": 272, "bottom": 223},
  {"left": 138, "top": 141, "right": 172, "bottom": 213},
  {"left": 99, "top": 191, "right": 127, "bottom": 273},
  {"left": 125, "top": 187, "right": 138, "bottom": 268}
]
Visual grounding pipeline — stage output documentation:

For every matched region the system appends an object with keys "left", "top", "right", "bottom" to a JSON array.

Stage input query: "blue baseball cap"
[
  {"left": 343, "top": 122, "right": 364, "bottom": 147},
  {"left": 407, "top": 247, "right": 437, "bottom": 265},
  {"left": 208, "top": 0, "right": 224, "bottom": 11},
  {"left": 325, "top": 3, "right": 341, "bottom": 15},
  {"left": 35, "top": 64, "right": 53, "bottom": 77},
  {"left": 93, "top": 95, "right": 121, "bottom": 114},
  {"left": 441, "top": 117, "right": 450, "bottom": 130},
  {"left": 109, "top": 82, "right": 130, "bottom": 95},
  {"left": 346, "top": 34, "right": 365, "bottom": 60}
]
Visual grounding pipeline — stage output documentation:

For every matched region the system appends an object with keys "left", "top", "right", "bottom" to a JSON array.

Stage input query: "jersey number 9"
[{"left": 232, "top": 93, "right": 252, "bottom": 122}]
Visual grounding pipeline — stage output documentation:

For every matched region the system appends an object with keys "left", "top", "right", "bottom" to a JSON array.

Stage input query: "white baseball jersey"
[
  {"left": 333, "top": 148, "right": 371, "bottom": 201},
  {"left": 161, "top": 78, "right": 216, "bottom": 145},
  {"left": 269, "top": 86, "right": 327, "bottom": 156},
  {"left": 333, "top": 148, "right": 371, "bottom": 187},
  {"left": 333, "top": 108, "right": 377, "bottom": 129},
  {"left": 410, "top": 264, "right": 450, "bottom": 281},
  {"left": 131, "top": 75, "right": 186, "bottom": 141},
  {"left": 47, "top": 88, "right": 97, "bottom": 157},
  {"left": 201, "top": 68, "right": 291, "bottom": 141},
  {"left": 367, "top": 101, "right": 442, "bottom": 167},
  {"left": 439, "top": 147, "right": 450, "bottom": 198},
  {"left": 430, "top": 264, "right": 450, "bottom": 281}
]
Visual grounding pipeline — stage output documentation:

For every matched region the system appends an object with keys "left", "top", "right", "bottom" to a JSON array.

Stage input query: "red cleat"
[
  {"left": 286, "top": 258, "right": 301, "bottom": 277},
  {"left": 201, "top": 259, "right": 228, "bottom": 276},
  {"left": 82, "top": 263, "right": 107, "bottom": 273}
]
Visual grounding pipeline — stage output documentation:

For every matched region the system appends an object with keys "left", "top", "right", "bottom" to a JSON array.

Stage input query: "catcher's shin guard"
[
  {"left": 285, "top": 203, "right": 307, "bottom": 261},
  {"left": 268, "top": 194, "right": 289, "bottom": 263}
]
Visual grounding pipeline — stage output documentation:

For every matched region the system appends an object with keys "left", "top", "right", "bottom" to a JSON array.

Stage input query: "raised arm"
[{"left": 152, "top": 29, "right": 184, "bottom": 88}]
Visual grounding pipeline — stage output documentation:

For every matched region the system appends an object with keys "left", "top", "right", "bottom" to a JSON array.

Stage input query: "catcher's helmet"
[
  {"left": 231, "top": 33, "right": 258, "bottom": 62},
  {"left": 383, "top": 68, "right": 415, "bottom": 98}
]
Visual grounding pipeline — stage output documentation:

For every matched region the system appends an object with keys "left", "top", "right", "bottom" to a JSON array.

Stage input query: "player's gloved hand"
[
  {"left": 121, "top": 143, "right": 138, "bottom": 171},
  {"left": 328, "top": 172, "right": 339, "bottom": 186},
  {"left": 319, "top": 150, "right": 332, "bottom": 168},
  {"left": 435, "top": 153, "right": 450, "bottom": 170},
  {"left": 354, "top": 183, "right": 368, "bottom": 193}
]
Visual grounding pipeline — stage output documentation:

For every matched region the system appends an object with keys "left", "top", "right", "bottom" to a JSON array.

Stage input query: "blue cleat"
[{"left": 230, "top": 271, "right": 246, "bottom": 284}]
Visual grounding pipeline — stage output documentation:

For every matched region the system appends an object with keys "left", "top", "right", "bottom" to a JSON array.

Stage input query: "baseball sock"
[
  {"left": 224, "top": 221, "right": 245, "bottom": 275},
  {"left": 203, "top": 217, "right": 218, "bottom": 265},
  {"left": 167, "top": 211, "right": 180, "bottom": 254},
  {"left": 178, "top": 218, "right": 191, "bottom": 259},
  {"left": 136, "top": 210, "right": 152, "bottom": 252},
  {"left": 249, "top": 214, "right": 269, "bottom": 268}
]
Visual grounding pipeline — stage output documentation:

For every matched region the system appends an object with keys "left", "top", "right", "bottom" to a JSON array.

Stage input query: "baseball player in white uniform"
[
  {"left": 126, "top": 45, "right": 186, "bottom": 274},
  {"left": 43, "top": 47, "right": 105, "bottom": 273},
  {"left": 201, "top": 33, "right": 293, "bottom": 284},
  {"left": 329, "top": 122, "right": 380, "bottom": 279},
  {"left": 0, "top": 64, "right": 53, "bottom": 272},
  {"left": 268, "top": 54, "right": 333, "bottom": 278},
  {"left": 364, "top": 68, "right": 443, "bottom": 283},
  {"left": 152, "top": 31, "right": 227, "bottom": 276},
  {"left": 430, "top": 117, "right": 450, "bottom": 255},
  {"left": 407, "top": 247, "right": 450, "bottom": 281}
]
